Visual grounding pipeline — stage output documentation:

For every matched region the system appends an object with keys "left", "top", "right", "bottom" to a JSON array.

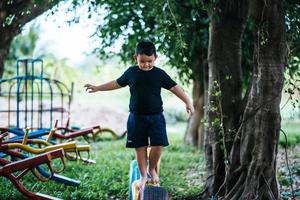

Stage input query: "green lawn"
[
  {"left": 0, "top": 123, "right": 204, "bottom": 200},
  {"left": 280, "top": 122, "right": 300, "bottom": 147},
  {"left": 0, "top": 120, "right": 299, "bottom": 199}
]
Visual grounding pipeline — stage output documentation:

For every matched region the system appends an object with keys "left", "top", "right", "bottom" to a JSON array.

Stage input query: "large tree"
[
  {"left": 225, "top": 0, "right": 287, "bottom": 199},
  {"left": 0, "top": 0, "right": 61, "bottom": 78},
  {"left": 202, "top": 0, "right": 249, "bottom": 197},
  {"left": 199, "top": 0, "right": 288, "bottom": 199}
]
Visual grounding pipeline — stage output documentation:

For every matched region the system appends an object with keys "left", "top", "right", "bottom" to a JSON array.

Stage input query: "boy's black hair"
[{"left": 135, "top": 41, "right": 157, "bottom": 56}]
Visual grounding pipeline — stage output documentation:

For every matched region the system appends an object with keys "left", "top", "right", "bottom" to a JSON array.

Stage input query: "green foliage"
[
  {"left": 3, "top": 24, "right": 79, "bottom": 86},
  {"left": 277, "top": 175, "right": 291, "bottom": 186},
  {"left": 4, "top": 25, "right": 40, "bottom": 77},
  {"left": 282, "top": 57, "right": 300, "bottom": 112},
  {"left": 0, "top": 128, "right": 204, "bottom": 199},
  {"left": 43, "top": 55, "right": 80, "bottom": 87},
  {"left": 281, "top": 1, "right": 300, "bottom": 110},
  {"left": 204, "top": 80, "right": 223, "bottom": 132},
  {"left": 1, "top": 0, "right": 62, "bottom": 28},
  {"left": 89, "top": 0, "right": 209, "bottom": 85},
  {"left": 280, "top": 122, "right": 300, "bottom": 147},
  {"left": 9, "top": 26, "right": 39, "bottom": 58},
  {"left": 285, "top": 1, "right": 300, "bottom": 59}
]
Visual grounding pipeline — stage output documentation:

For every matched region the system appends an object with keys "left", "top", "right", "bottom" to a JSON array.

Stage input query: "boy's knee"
[{"left": 150, "top": 146, "right": 163, "bottom": 152}]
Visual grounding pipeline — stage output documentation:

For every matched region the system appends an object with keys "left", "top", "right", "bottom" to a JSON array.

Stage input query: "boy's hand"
[
  {"left": 186, "top": 103, "right": 195, "bottom": 116},
  {"left": 84, "top": 84, "right": 98, "bottom": 93}
]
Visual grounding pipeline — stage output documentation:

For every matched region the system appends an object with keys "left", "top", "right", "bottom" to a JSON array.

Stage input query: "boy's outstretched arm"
[
  {"left": 84, "top": 80, "right": 122, "bottom": 93},
  {"left": 170, "top": 85, "right": 195, "bottom": 115}
]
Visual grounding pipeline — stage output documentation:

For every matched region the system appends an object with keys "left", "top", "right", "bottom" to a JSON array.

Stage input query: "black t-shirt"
[{"left": 116, "top": 66, "right": 177, "bottom": 114}]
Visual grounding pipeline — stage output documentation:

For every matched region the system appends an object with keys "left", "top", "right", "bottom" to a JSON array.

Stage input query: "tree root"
[{"left": 225, "top": 171, "right": 246, "bottom": 200}]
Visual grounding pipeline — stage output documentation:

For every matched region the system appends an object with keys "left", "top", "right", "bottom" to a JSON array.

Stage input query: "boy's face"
[{"left": 134, "top": 54, "right": 157, "bottom": 71}]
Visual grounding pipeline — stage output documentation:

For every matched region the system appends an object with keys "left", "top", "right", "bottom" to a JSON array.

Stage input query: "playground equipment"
[
  {"left": 129, "top": 148, "right": 169, "bottom": 200},
  {"left": 0, "top": 128, "right": 92, "bottom": 163},
  {"left": 53, "top": 122, "right": 102, "bottom": 141},
  {"left": 0, "top": 58, "right": 94, "bottom": 200},
  {"left": 89, "top": 128, "right": 127, "bottom": 141},
  {"left": 0, "top": 58, "right": 73, "bottom": 130},
  {"left": 0, "top": 58, "right": 126, "bottom": 142},
  {"left": 1, "top": 149, "right": 80, "bottom": 186},
  {"left": 0, "top": 127, "right": 85, "bottom": 188},
  {"left": 0, "top": 58, "right": 125, "bottom": 198},
  {"left": 0, "top": 128, "right": 90, "bottom": 192},
  {"left": 53, "top": 119, "right": 127, "bottom": 142},
  {"left": 0, "top": 148, "right": 65, "bottom": 199}
]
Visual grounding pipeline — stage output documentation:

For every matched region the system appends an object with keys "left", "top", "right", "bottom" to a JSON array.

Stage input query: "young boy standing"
[{"left": 84, "top": 41, "right": 194, "bottom": 191}]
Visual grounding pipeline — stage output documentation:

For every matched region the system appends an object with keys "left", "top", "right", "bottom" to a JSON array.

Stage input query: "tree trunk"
[
  {"left": 225, "top": 0, "right": 287, "bottom": 199},
  {"left": 184, "top": 79, "right": 204, "bottom": 148},
  {"left": 184, "top": 54, "right": 205, "bottom": 148},
  {"left": 200, "top": 1, "right": 249, "bottom": 198},
  {"left": 0, "top": 41, "right": 11, "bottom": 78}
]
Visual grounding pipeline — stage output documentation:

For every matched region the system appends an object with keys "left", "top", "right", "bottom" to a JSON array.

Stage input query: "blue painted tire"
[{"left": 129, "top": 160, "right": 140, "bottom": 200}]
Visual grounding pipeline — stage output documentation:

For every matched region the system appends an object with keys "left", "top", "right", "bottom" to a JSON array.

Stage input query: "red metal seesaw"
[
  {"left": 52, "top": 125, "right": 101, "bottom": 140},
  {"left": 0, "top": 132, "right": 8, "bottom": 141},
  {"left": 48, "top": 119, "right": 101, "bottom": 140},
  {"left": 0, "top": 148, "right": 65, "bottom": 200},
  {"left": 1, "top": 148, "right": 80, "bottom": 187},
  {"left": 1, "top": 149, "right": 66, "bottom": 182},
  {"left": 53, "top": 119, "right": 127, "bottom": 141}
]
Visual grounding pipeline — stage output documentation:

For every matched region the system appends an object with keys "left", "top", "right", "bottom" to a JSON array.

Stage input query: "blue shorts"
[{"left": 126, "top": 112, "right": 169, "bottom": 148}]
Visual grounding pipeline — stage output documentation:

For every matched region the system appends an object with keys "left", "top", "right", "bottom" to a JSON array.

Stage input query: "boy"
[{"left": 84, "top": 41, "right": 194, "bottom": 191}]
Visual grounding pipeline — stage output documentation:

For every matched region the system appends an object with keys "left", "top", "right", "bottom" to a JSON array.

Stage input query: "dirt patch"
[
  {"left": 70, "top": 101, "right": 128, "bottom": 136},
  {"left": 277, "top": 145, "right": 300, "bottom": 199}
]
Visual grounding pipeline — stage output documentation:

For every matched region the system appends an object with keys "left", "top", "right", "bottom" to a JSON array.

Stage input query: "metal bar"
[
  {"left": 40, "top": 59, "right": 44, "bottom": 129},
  {"left": 7, "top": 80, "right": 16, "bottom": 127},
  {"left": 0, "top": 108, "right": 68, "bottom": 112},
  {"left": 0, "top": 148, "right": 64, "bottom": 174},
  {"left": 0, "top": 91, "right": 71, "bottom": 96},
  {"left": 2, "top": 149, "right": 80, "bottom": 186},
  {"left": 53, "top": 126, "right": 100, "bottom": 139},
  {"left": 31, "top": 60, "right": 34, "bottom": 129},
  {"left": 53, "top": 80, "right": 65, "bottom": 128},
  {"left": 44, "top": 78, "right": 53, "bottom": 128},
  {"left": 0, "top": 141, "right": 76, "bottom": 154},
  {"left": 24, "top": 59, "right": 28, "bottom": 128},
  {"left": 16, "top": 60, "right": 21, "bottom": 128}
]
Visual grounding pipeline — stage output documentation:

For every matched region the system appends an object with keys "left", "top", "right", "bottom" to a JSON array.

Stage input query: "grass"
[
  {"left": 280, "top": 122, "right": 300, "bottom": 147},
  {"left": 0, "top": 123, "right": 299, "bottom": 199},
  {"left": 0, "top": 123, "right": 205, "bottom": 200}
]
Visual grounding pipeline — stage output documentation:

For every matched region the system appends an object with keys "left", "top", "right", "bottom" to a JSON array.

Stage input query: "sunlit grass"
[
  {"left": 280, "top": 122, "right": 300, "bottom": 147},
  {"left": 0, "top": 123, "right": 204, "bottom": 199}
]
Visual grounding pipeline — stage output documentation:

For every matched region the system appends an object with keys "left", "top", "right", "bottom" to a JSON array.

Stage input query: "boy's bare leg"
[
  {"left": 135, "top": 147, "right": 148, "bottom": 191},
  {"left": 149, "top": 146, "right": 162, "bottom": 184}
]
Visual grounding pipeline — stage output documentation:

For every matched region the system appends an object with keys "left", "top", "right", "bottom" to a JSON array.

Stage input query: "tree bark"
[
  {"left": 0, "top": 40, "right": 12, "bottom": 78},
  {"left": 0, "top": 0, "right": 61, "bottom": 78},
  {"left": 184, "top": 79, "right": 204, "bottom": 148},
  {"left": 184, "top": 55, "right": 205, "bottom": 148},
  {"left": 225, "top": 0, "right": 287, "bottom": 199},
  {"left": 201, "top": 0, "right": 249, "bottom": 198}
]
